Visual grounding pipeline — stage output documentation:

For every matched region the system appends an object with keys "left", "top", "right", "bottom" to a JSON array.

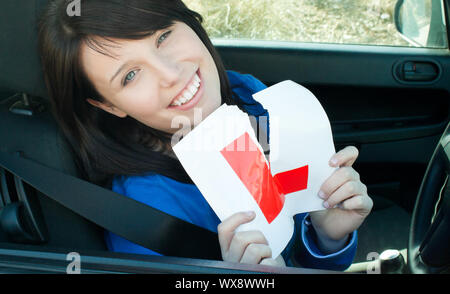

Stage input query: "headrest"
[{"left": 0, "top": 0, "right": 49, "bottom": 99}]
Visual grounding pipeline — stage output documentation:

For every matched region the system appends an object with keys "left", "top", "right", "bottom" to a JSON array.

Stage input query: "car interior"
[{"left": 0, "top": 0, "right": 449, "bottom": 274}]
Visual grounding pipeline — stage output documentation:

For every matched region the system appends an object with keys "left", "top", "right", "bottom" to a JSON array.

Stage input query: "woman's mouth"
[{"left": 168, "top": 70, "right": 203, "bottom": 111}]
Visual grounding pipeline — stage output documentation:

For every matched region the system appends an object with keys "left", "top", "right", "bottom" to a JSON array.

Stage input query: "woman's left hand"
[{"left": 309, "top": 146, "right": 373, "bottom": 252}]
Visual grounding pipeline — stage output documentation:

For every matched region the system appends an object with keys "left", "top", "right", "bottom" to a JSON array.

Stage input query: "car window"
[{"left": 184, "top": 0, "right": 448, "bottom": 48}]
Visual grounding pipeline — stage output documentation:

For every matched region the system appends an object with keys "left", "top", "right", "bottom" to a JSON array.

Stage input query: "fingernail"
[
  {"left": 245, "top": 211, "right": 255, "bottom": 217},
  {"left": 323, "top": 201, "right": 330, "bottom": 209},
  {"left": 330, "top": 158, "right": 338, "bottom": 166},
  {"left": 318, "top": 190, "right": 326, "bottom": 199}
]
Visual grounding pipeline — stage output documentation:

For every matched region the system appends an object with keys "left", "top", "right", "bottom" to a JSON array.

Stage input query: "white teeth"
[
  {"left": 188, "top": 85, "right": 198, "bottom": 95},
  {"left": 194, "top": 74, "right": 200, "bottom": 83},
  {"left": 182, "top": 90, "right": 193, "bottom": 101},
  {"left": 170, "top": 73, "right": 201, "bottom": 107},
  {"left": 193, "top": 80, "right": 200, "bottom": 87},
  {"left": 179, "top": 96, "right": 188, "bottom": 104}
]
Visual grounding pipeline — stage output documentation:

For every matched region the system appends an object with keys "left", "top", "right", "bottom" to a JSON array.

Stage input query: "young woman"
[{"left": 38, "top": 0, "right": 372, "bottom": 269}]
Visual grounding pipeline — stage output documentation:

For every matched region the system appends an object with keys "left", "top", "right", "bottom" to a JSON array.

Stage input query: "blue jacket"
[{"left": 105, "top": 71, "right": 357, "bottom": 271}]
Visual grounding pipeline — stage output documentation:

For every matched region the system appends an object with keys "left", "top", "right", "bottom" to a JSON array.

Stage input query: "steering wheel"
[{"left": 408, "top": 122, "right": 450, "bottom": 274}]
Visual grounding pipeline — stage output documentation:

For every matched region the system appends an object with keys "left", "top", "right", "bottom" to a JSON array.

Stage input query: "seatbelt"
[{"left": 0, "top": 150, "right": 222, "bottom": 260}]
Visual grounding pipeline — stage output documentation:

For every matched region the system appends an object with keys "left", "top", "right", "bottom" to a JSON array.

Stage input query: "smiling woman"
[
  {"left": 38, "top": 0, "right": 238, "bottom": 186},
  {"left": 37, "top": 0, "right": 372, "bottom": 269},
  {"left": 80, "top": 22, "right": 220, "bottom": 134}
]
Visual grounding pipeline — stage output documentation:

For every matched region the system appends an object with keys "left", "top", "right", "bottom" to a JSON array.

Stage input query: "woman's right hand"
[{"left": 217, "top": 211, "right": 285, "bottom": 267}]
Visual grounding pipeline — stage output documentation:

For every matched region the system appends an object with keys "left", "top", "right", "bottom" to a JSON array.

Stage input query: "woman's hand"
[
  {"left": 217, "top": 211, "right": 286, "bottom": 267},
  {"left": 310, "top": 146, "right": 373, "bottom": 253}
]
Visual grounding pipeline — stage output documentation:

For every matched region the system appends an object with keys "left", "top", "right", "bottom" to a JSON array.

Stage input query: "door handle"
[{"left": 395, "top": 61, "right": 440, "bottom": 82}]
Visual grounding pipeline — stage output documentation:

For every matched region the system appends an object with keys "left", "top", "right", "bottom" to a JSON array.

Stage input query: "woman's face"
[{"left": 80, "top": 21, "right": 221, "bottom": 134}]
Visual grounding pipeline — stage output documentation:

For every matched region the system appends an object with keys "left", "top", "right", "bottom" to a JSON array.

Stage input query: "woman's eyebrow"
[{"left": 110, "top": 62, "right": 130, "bottom": 84}]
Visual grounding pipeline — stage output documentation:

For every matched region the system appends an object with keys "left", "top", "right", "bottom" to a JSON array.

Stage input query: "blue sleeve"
[{"left": 287, "top": 213, "right": 357, "bottom": 271}]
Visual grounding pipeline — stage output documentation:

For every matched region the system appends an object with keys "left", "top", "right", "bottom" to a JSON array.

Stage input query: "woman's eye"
[
  {"left": 123, "top": 70, "right": 137, "bottom": 86},
  {"left": 157, "top": 30, "right": 172, "bottom": 47}
]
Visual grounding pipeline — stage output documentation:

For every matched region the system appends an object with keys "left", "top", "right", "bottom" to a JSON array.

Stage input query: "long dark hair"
[{"left": 38, "top": 0, "right": 241, "bottom": 187}]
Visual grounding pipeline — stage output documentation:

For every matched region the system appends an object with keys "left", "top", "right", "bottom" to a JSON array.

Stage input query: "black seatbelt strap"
[{"left": 0, "top": 151, "right": 222, "bottom": 260}]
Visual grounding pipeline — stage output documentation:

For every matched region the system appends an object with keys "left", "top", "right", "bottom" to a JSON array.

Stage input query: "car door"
[{"left": 184, "top": 0, "right": 450, "bottom": 264}]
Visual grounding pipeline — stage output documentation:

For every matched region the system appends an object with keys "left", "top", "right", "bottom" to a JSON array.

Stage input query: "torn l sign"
[
  {"left": 220, "top": 131, "right": 309, "bottom": 224},
  {"left": 252, "top": 80, "right": 337, "bottom": 216},
  {"left": 173, "top": 80, "right": 336, "bottom": 257}
]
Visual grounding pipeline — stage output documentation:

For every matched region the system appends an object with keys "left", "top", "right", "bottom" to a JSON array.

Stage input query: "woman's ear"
[{"left": 86, "top": 98, "right": 127, "bottom": 118}]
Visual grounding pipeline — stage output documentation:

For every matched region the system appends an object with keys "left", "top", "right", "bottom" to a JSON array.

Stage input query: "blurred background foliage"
[{"left": 184, "top": 0, "right": 410, "bottom": 46}]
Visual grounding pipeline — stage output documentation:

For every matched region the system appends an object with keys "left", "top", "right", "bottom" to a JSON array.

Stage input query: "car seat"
[{"left": 0, "top": 0, "right": 107, "bottom": 252}]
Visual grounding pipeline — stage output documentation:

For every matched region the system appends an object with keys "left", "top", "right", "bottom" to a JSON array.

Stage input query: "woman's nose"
[{"left": 155, "top": 56, "right": 182, "bottom": 88}]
